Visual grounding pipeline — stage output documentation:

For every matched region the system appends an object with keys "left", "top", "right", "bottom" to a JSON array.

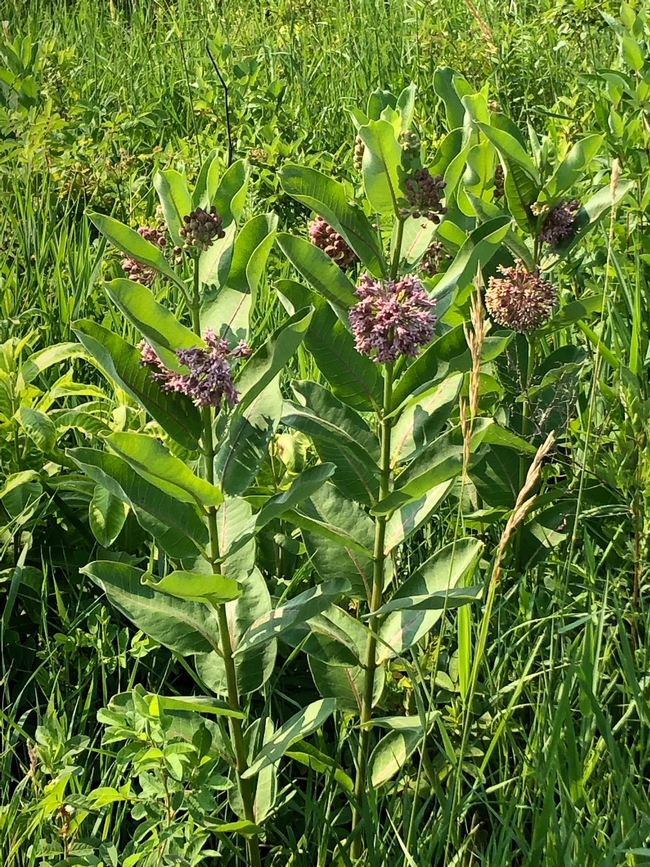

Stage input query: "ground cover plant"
[{"left": 3, "top": 1, "right": 650, "bottom": 865}]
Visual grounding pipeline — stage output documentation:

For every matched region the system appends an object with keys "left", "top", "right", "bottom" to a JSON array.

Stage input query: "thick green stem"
[
  {"left": 191, "top": 263, "right": 262, "bottom": 867},
  {"left": 515, "top": 334, "right": 535, "bottom": 567},
  {"left": 351, "top": 363, "right": 393, "bottom": 858}
]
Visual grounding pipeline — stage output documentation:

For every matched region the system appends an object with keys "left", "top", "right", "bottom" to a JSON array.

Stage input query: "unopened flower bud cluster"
[
  {"left": 537, "top": 199, "right": 580, "bottom": 247},
  {"left": 354, "top": 135, "right": 365, "bottom": 171},
  {"left": 179, "top": 206, "right": 225, "bottom": 252},
  {"left": 308, "top": 216, "right": 358, "bottom": 269},
  {"left": 398, "top": 129, "right": 421, "bottom": 156},
  {"left": 419, "top": 239, "right": 451, "bottom": 277},
  {"left": 401, "top": 168, "right": 447, "bottom": 223}
]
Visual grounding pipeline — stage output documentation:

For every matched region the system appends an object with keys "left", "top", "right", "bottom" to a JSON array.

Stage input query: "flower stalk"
[
  {"left": 351, "top": 361, "right": 393, "bottom": 858},
  {"left": 350, "top": 221, "right": 406, "bottom": 858},
  {"left": 190, "top": 262, "right": 263, "bottom": 867}
]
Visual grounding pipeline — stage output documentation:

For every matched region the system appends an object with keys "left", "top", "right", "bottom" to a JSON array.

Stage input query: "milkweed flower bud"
[
  {"left": 400, "top": 167, "right": 447, "bottom": 223},
  {"left": 398, "top": 129, "right": 421, "bottom": 156},
  {"left": 179, "top": 206, "right": 225, "bottom": 252},
  {"left": 537, "top": 199, "right": 580, "bottom": 246},
  {"left": 349, "top": 272, "right": 436, "bottom": 363},
  {"left": 485, "top": 264, "right": 557, "bottom": 332},
  {"left": 121, "top": 226, "right": 167, "bottom": 286},
  {"left": 139, "top": 329, "right": 250, "bottom": 410},
  {"left": 493, "top": 164, "right": 505, "bottom": 200},
  {"left": 308, "top": 216, "right": 358, "bottom": 269},
  {"left": 354, "top": 135, "right": 365, "bottom": 171},
  {"left": 419, "top": 239, "right": 451, "bottom": 277}
]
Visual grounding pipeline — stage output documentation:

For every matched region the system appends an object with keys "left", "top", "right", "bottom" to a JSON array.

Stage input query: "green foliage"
[{"left": 4, "top": 3, "right": 650, "bottom": 867}]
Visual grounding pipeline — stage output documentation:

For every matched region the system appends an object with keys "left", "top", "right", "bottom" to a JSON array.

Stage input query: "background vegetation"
[{"left": 2, "top": 0, "right": 650, "bottom": 865}]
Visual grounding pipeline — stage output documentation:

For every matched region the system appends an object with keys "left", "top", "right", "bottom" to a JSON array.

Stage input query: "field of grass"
[{"left": 2, "top": 1, "right": 650, "bottom": 866}]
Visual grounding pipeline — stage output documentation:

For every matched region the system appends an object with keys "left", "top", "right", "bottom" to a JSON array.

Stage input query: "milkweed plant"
[{"left": 73, "top": 72, "right": 627, "bottom": 864}]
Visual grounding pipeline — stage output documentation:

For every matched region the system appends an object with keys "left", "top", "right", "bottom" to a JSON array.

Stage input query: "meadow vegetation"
[{"left": 2, "top": 1, "right": 650, "bottom": 866}]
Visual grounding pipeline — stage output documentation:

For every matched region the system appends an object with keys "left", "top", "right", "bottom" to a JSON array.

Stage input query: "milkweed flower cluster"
[
  {"left": 538, "top": 199, "right": 580, "bottom": 246},
  {"left": 400, "top": 167, "right": 447, "bottom": 222},
  {"left": 418, "top": 239, "right": 451, "bottom": 277},
  {"left": 349, "top": 272, "right": 436, "bottom": 363},
  {"left": 121, "top": 226, "right": 167, "bottom": 286},
  {"left": 179, "top": 206, "right": 225, "bottom": 252},
  {"left": 485, "top": 264, "right": 557, "bottom": 332},
  {"left": 308, "top": 216, "right": 358, "bottom": 269},
  {"left": 139, "top": 328, "right": 251, "bottom": 410}
]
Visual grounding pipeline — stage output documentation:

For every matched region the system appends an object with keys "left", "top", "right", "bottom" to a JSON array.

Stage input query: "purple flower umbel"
[
  {"left": 139, "top": 328, "right": 251, "bottom": 410},
  {"left": 349, "top": 273, "right": 436, "bottom": 363}
]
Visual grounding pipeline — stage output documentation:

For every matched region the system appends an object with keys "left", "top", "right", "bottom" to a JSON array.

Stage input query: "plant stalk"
[
  {"left": 351, "top": 362, "right": 393, "bottom": 859},
  {"left": 191, "top": 263, "right": 263, "bottom": 867},
  {"left": 515, "top": 334, "right": 535, "bottom": 567}
]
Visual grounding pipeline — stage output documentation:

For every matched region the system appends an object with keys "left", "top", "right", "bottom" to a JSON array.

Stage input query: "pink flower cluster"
[
  {"left": 349, "top": 273, "right": 436, "bottom": 363},
  {"left": 485, "top": 264, "right": 557, "bottom": 332},
  {"left": 139, "top": 328, "right": 251, "bottom": 410},
  {"left": 538, "top": 199, "right": 580, "bottom": 246}
]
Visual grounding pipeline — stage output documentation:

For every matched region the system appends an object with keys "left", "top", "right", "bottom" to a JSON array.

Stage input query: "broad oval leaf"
[
  {"left": 83, "top": 561, "right": 219, "bottom": 656},
  {"left": 69, "top": 447, "right": 208, "bottom": 558},
  {"left": 153, "top": 169, "right": 193, "bottom": 247},
  {"left": 242, "top": 699, "right": 336, "bottom": 779},
  {"left": 216, "top": 378, "right": 283, "bottom": 496},
  {"left": 276, "top": 233, "right": 358, "bottom": 310},
  {"left": 72, "top": 319, "right": 201, "bottom": 450},
  {"left": 234, "top": 578, "right": 350, "bottom": 656},
  {"left": 106, "top": 432, "right": 223, "bottom": 507},
  {"left": 378, "top": 537, "right": 484, "bottom": 663},
  {"left": 144, "top": 570, "right": 241, "bottom": 605},
  {"left": 541, "top": 135, "right": 603, "bottom": 201},
  {"left": 359, "top": 119, "right": 403, "bottom": 216},
  {"left": 234, "top": 306, "right": 313, "bottom": 415},
  {"left": 255, "top": 462, "right": 336, "bottom": 529},
  {"left": 15, "top": 406, "right": 57, "bottom": 452},
  {"left": 104, "top": 278, "right": 200, "bottom": 356},
  {"left": 390, "top": 373, "right": 462, "bottom": 465},
  {"left": 89, "top": 486, "right": 129, "bottom": 548},
  {"left": 88, "top": 212, "right": 186, "bottom": 292},
  {"left": 368, "top": 727, "right": 424, "bottom": 788}
]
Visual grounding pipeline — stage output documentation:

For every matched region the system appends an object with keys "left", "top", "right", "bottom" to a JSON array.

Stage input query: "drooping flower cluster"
[
  {"left": 537, "top": 199, "right": 580, "bottom": 246},
  {"left": 493, "top": 164, "right": 505, "bottom": 200},
  {"left": 418, "top": 239, "right": 452, "bottom": 277},
  {"left": 349, "top": 272, "right": 436, "bottom": 363},
  {"left": 308, "top": 216, "right": 358, "bottom": 269},
  {"left": 179, "top": 207, "right": 225, "bottom": 252},
  {"left": 485, "top": 264, "right": 557, "bottom": 332},
  {"left": 353, "top": 134, "right": 365, "bottom": 171},
  {"left": 139, "top": 328, "right": 251, "bottom": 410},
  {"left": 400, "top": 167, "right": 447, "bottom": 223},
  {"left": 121, "top": 226, "right": 167, "bottom": 286}
]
